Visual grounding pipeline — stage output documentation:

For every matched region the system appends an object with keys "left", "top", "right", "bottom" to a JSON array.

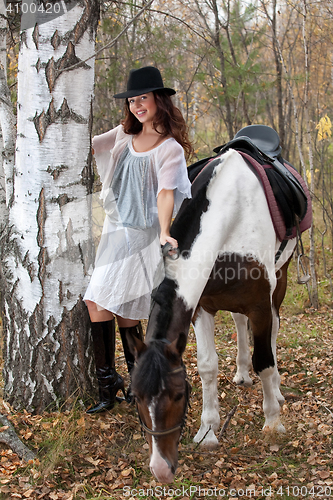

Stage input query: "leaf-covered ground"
[{"left": 1, "top": 298, "right": 333, "bottom": 499}]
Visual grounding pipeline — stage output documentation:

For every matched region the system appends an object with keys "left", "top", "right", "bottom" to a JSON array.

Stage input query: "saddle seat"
[{"left": 188, "top": 125, "right": 312, "bottom": 242}]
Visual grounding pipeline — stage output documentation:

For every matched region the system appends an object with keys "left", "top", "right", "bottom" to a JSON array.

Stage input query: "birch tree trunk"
[
  {"left": 301, "top": 0, "right": 318, "bottom": 308},
  {"left": 0, "top": 0, "right": 12, "bottom": 228},
  {"left": 3, "top": 0, "right": 100, "bottom": 412},
  {"left": 0, "top": 0, "right": 16, "bottom": 322}
]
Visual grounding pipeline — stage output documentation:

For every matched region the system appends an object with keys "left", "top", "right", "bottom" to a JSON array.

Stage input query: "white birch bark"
[
  {"left": 0, "top": 0, "right": 5, "bottom": 222},
  {"left": 0, "top": 0, "right": 16, "bottom": 226},
  {"left": 3, "top": 0, "right": 100, "bottom": 412}
]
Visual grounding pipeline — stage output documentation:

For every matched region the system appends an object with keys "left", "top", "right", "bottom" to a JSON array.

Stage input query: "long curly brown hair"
[{"left": 122, "top": 91, "right": 194, "bottom": 161}]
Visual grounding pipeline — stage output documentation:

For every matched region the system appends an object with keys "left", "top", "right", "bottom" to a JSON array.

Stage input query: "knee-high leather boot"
[
  {"left": 119, "top": 322, "right": 144, "bottom": 402},
  {"left": 86, "top": 319, "right": 125, "bottom": 414}
]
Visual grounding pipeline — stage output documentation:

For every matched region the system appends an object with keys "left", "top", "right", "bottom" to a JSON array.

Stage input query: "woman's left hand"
[{"left": 160, "top": 234, "right": 178, "bottom": 248}]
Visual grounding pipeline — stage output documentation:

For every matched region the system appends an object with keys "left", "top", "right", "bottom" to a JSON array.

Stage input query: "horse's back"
[{"left": 167, "top": 150, "right": 278, "bottom": 310}]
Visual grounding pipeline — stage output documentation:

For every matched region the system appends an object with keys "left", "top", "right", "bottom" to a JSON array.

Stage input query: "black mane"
[
  {"left": 150, "top": 278, "right": 177, "bottom": 341},
  {"left": 171, "top": 159, "right": 217, "bottom": 254},
  {"left": 132, "top": 341, "right": 178, "bottom": 399}
]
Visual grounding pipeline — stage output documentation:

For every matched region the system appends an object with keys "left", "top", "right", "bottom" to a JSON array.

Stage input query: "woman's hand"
[{"left": 160, "top": 233, "right": 178, "bottom": 248}]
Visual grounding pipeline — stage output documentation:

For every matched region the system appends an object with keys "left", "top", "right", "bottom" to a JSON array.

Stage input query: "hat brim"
[{"left": 113, "top": 86, "right": 176, "bottom": 99}]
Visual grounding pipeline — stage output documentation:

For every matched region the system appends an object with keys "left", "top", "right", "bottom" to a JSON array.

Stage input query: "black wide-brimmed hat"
[{"left": 113, "top": 66, "right": 176, "bottom": 99}]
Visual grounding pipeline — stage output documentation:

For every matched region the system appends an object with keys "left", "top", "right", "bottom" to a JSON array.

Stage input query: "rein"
[{"left": 136, "top": 365, "right": 191, "bottom": 438}]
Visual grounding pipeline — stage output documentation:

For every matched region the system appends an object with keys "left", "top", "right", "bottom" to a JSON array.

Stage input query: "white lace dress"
[{"left": 83, "top": 125, "right": 191, "bottom": 320}]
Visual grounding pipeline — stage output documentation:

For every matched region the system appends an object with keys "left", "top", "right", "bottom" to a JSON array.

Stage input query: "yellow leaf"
[
  {"left": 77, "top": 417, "right": 85, "bottom": 428},
  {"left": 306, "top": 170, "right": 311, "bottom": 184},
  {"left": 316, "top": 114, "right": 332, "bottom": 141}
]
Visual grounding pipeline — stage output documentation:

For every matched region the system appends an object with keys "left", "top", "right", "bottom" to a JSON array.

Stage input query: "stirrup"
[{"left": 297, "top": 254, "right": 310, "bottom": 284}]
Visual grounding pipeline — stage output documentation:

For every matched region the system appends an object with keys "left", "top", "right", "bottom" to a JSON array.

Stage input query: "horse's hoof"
[
  {"left": 233, "top": 373, "right": 253, "bottom": 387},
  {"left": 263, "top": 421, "right": 286, "bottom": 434},
  {"left": 193, "top": 429, "right": 219, "bottom": 449}
]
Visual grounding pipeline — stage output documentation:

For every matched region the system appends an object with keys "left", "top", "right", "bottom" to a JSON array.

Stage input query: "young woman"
[{"left": 84, "top": 66, "right": 193, "bottom": 413}]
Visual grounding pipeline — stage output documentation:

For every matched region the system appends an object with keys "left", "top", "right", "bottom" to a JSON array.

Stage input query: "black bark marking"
[
  {"left": 35, "top": 58, "right": 41, "bottom": 73},
  {"left": 45, "top": 41, "right": 90, "bottom": 92},
  {"left": 58, "top": 280, "right": 63, "bottom": 304},
  {"left": 51, "top": 30, "right": 61, "bottom": 50},
  {"left": 32, "top": 23, "right": 39, "bottom": 50},
  {"left": 22, "top": 251, "right": 36, "bottom": 282},
  {"left": 36, "top": 188, "right": 48, "bottom": 296},
  {"left": 36, "top": 188, "right": 46, "bottom": 248},
  {"left": 33, "top": 98, "right": 87, "bottom": 141},
  {"left": 46, "top": 164, "right": 69, "bottom": 180}
]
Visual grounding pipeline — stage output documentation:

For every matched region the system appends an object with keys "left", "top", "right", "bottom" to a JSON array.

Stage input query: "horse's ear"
[
  {"left": 126, "top": 332, "right": 147, "bottom": 359},
  {"left": 169, "top": 331, "right": 187, "bottom": 356}
]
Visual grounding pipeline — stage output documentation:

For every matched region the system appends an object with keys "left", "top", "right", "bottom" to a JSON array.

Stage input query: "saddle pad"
[{"left": 239, "top": 151, "right": 312, "bottom": 241}]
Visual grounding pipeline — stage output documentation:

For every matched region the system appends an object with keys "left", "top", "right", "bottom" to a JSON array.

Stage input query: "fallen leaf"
[
  {"left": 121, "top": 468, "right": 134, "bottom": 477},
  {"left": 23, "top": 490, "right": 34, "bottom": 498},
  {"left": 318, "top": 471, "right": 331, "bottom": 480}
]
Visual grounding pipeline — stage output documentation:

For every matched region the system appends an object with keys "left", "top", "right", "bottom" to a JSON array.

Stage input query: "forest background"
[
  {"left": 0, "top": 0, "right": 333, "bottom": 498},
  {"left": 73, "top": 0, "right": 333, "bottom": 308}
]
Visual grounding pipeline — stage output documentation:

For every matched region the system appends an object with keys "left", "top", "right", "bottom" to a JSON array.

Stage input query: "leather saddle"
[{"left": 188, "top": 125, "right": 308, "bottom": 238}]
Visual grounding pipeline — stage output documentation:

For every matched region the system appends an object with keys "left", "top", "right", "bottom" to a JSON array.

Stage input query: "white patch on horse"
[
  {"left": 259, "top": 367, "right": 286, "bottom": 433},
  {"left": 148, "top": 396, "right": 174, "bottom": 483},
  {"left": 232, "top": 312, "right": 253, "bottom": 387},
  {"left": 148, "top": 397, "right": 157, "bottom": 432},
  {"left": 275, "top": 238, "right": 296, "bottom": 270},
  {"left": 166, "top": 149, "right": 277, "bottom": 312},
  {"left": 192, "top": 307, "right": 220, "bottom": 448}
]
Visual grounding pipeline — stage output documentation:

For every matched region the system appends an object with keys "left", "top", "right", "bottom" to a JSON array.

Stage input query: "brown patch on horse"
[{"left": 199, "top": 253, "right": 271, "bottom": 317}]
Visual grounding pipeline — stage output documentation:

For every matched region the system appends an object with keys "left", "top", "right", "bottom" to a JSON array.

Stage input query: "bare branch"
[
  {"left": 0, "top": 414, "right": 36, "bottom": 462},
  {"left": 58, "top": 0, "right": 155, "bottom": 75},
  {"left": 218, "top": 405, "right": 238, "bottom": 439}
]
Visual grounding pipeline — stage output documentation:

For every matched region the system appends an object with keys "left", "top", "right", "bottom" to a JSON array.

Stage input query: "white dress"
[{"left": 83, "top": 125, "right": 192, "bottom": 320}]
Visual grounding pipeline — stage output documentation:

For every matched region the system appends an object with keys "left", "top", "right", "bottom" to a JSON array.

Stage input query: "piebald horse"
[{"left": 128, "top": 147, "right": 305, "bottom": 483}]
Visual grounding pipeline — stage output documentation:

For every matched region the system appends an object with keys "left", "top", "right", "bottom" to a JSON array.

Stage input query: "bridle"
[{"left": 136, "top": 365, "right": 191, "bottom": 438}]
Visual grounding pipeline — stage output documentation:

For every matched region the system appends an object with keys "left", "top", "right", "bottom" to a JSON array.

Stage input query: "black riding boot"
[
  {"left": 119, "top": 322, "right": 144, "bottom": 402},
  {"left": 86, "top": 319, "right": 125, "bottom": 414}
]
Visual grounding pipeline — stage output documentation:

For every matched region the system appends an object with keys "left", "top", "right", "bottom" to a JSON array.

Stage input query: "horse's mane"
[
  {"left": 132, "top": 341, "right": 178, "bottom": 399},
  {"left": 171, "top": 161, "right": 217, "bottom": 255},
  {"left": 151, "top": 278, "right": 177, "bottom": 340}
]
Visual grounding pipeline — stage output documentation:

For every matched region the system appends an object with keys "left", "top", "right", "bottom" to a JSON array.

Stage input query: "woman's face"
[{"left": 128, "top": 92, "right": 158, "bottom": 125}]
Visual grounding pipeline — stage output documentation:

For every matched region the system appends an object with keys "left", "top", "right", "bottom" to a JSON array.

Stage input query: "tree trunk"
[{"left": 2, "top": 0, "right": 100, "bottom": 412}]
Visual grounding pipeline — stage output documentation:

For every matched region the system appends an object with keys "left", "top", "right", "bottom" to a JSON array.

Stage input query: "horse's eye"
[{"left": 174, "top": 393, "right": 184, "bottom": 402}]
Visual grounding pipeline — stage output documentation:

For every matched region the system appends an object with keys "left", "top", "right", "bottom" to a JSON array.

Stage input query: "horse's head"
[{"left": 128, "top": 333, "right": 191, "bottom": 483}]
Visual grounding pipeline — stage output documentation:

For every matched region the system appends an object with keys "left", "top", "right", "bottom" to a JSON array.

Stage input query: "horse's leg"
[
  {"left": 231, "top": 312, "right": 253, "bottom": 387},
  {"left": 271, "top": 307, "right": 284, "bottom": 405},
  {"left": 192, "top": 306, "right": 220, "bottom": 448},
  {"left": 271, "top": 260, "right": 290, "bottom": 405},
  {"left": 250, "top": 302, "right": 286, "bottom": 433}
]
